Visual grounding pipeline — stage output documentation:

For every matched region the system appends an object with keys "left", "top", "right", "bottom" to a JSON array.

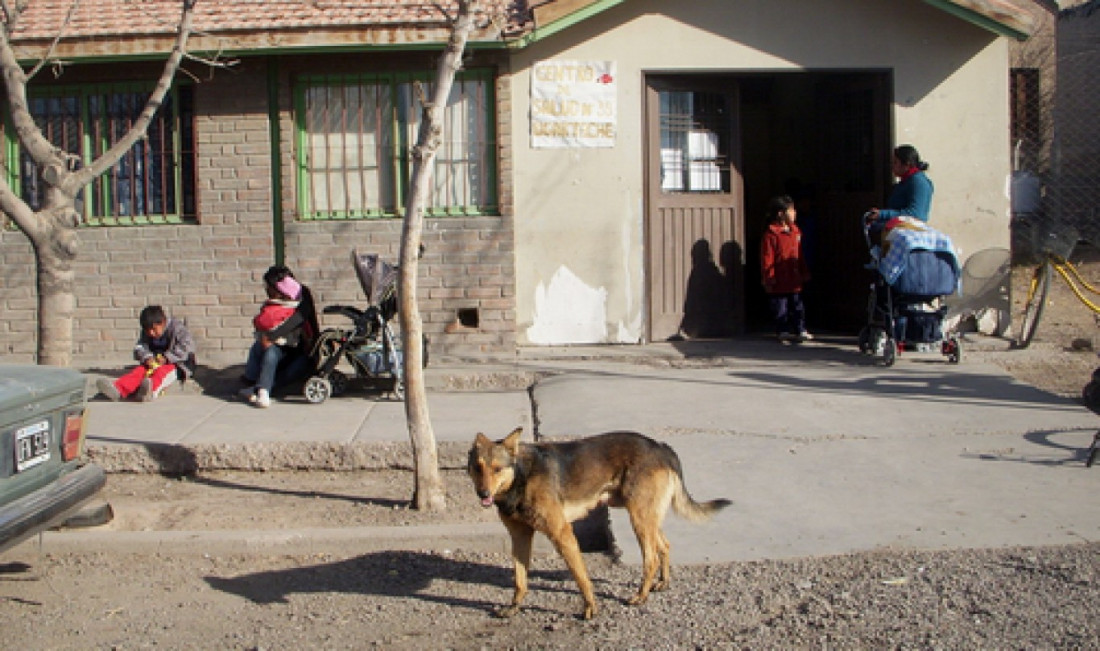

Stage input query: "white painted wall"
[{"left": 510, "top": 0, "right": 1012, "bottom": 344}]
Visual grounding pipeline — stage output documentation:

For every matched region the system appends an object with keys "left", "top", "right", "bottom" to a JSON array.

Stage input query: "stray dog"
[{"left": 467, "top": 428, "right": 731, "bottom": 619}]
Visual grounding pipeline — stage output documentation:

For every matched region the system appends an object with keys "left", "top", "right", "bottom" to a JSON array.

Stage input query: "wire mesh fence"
[{"left": 1010, "top": 3, "right": 1100, "bottom": 264}]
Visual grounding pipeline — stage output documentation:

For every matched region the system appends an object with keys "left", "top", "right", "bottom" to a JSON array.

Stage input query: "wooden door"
[{"left": 645, "top": 78, "right": 744, "bottom": 341}]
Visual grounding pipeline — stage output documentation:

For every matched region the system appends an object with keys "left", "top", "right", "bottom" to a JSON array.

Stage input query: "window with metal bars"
[
  {"left": 296, "top": 70, "right": 497, "bottom": 219},
  {"left": 658, "top": 90, "right": 731, "bottom": 193},
  {"left": 4, "top": 83, "right": 196, "bottom": 225},
  {"left": 1010, "top": 68, "right": 1042, "bottom": 171}
]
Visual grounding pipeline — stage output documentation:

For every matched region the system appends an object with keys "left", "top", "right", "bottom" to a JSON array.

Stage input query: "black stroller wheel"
[
  {"left": 881, "top": 338, "right": 897, "bottom": 367},
  {"left": 858, "top": 327, "right": 872, "bottom": 354},
  {"left": 329, "top": 369, "right": 349, "bottom": 396},
  {"left": 303, "top": 376, "right": 332, "bottom": 404}
]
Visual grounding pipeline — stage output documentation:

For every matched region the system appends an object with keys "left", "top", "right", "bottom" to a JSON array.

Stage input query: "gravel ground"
[
  {"left": 2, "top": 542, "right": 1097, "bottom": 648},
  {"left": 1, "top": 256, "right": 1098, "bottom": 649}
]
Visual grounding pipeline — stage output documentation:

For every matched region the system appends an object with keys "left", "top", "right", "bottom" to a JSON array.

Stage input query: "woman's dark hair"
[
  {"left": 766, "top": 195, "right": 794, "bottom": 222},
  {"left": 262, "top": 265, "right": 294, "bottom": 288},
  {"left": 261, "top": 265, "right": 318, "bottom": 344},
  {"left": 894, "top": 145, "right": 929, "bottom": 171}
]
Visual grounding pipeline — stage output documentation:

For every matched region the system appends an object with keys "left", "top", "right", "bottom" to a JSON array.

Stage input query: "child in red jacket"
[
  {"left": 760, "top": 195, "right": 812, "bottom": 343},
  {"left": 96, "top": 305, "right": 196, "bottom": 401}
]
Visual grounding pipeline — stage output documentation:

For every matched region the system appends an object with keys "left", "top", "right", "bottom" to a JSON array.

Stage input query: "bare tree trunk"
[
  {"left": 399, "top": 0, "right": 477, "bottom": 511},
  {"left": 32, "top": 214, "right": 79, "bottom": 366}
]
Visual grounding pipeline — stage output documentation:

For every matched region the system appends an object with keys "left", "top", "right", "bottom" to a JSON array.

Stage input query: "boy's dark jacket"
[{"left": 134, "top": 318, "right": 197, "bottom": 378}]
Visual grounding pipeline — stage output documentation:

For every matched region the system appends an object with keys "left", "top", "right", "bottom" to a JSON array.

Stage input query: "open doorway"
[
  {"left": 644, "top": 70, "right": 890, "bottom": 341},
  {"left": 739, "top": 72, "right": 891, "bottom": 335}
]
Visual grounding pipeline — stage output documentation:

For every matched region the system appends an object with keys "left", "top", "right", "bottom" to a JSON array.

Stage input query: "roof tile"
[{"left": 6, "top": 0, "right": 532, "bottom": 40}]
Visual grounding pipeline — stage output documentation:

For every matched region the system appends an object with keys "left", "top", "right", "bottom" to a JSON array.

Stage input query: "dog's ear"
[
  {"left": 502, "top": 427, "right": 523, "bottom": 454},
  {"left": 474, "top": 432, "right": 490, "bottom": 447}
]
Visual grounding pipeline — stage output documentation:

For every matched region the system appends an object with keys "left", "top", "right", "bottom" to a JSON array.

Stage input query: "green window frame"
[
  {"left": 294, "top": 69, "right": 497, "bottom": 220},
  {"left": 3, "top": 82, "right": 196, "bottom": 226}
]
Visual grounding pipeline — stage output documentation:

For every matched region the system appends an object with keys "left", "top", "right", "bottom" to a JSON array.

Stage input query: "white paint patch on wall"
[
  {"left": 527, "top": 265, "right": 609, "bottom": 344},
  {"left": 616, "top": 316, "right": 642, "bottom": 343}
]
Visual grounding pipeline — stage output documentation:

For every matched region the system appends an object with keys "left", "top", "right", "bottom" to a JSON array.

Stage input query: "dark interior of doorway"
[{"left": 738, "top": 71, "right": 890, "bottom": 336}]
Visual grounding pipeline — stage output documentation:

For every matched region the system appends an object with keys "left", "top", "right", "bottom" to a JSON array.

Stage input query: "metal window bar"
[
  {"left": 304, "top": 85, "right": 322, "bottom": 216},
  {"left": 354, "top": 84, "right": 367, "bottom": 213},
  {"left": 178, "top": 85, "right": 196, "bottom": 218},
  {"left": 659, "top": 91, "right": 730, "bottom": 193}
]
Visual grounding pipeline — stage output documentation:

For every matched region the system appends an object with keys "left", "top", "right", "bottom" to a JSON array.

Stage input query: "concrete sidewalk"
[
  {"left": 86, "top": 383, "right": 533, "bottom": 447},
  {"left": 529, "top": 350, "right": 1099, "bottom": 565},
  {"left": 73, "top": 335, "right": 1100, "bottom": 564}
]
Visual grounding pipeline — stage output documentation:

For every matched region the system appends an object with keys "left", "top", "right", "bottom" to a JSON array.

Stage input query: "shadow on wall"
[{"left": 677, "top": 238, "right": 739, "bottom": 339}]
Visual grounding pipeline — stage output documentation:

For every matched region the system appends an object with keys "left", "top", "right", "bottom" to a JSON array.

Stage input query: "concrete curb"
[
  {"left": 87, "top": 440, "right": 477, "bottom": 474},
  {"left": 22, "top": 522, "right": 519, "bottom": 558}
]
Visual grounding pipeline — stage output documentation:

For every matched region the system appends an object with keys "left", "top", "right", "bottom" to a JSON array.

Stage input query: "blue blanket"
[{"left": 877, "top": 218, "right": 960, "bottom": 294}]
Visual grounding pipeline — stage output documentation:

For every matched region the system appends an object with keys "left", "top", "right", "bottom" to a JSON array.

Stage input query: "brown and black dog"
[{"left": 467, "top": 428, "right": 731, "bottom": 619}]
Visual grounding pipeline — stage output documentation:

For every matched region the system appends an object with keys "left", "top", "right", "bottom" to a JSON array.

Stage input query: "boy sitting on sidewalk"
[{"left": 96, "top": 305, "right": 197, "bottom": 402}]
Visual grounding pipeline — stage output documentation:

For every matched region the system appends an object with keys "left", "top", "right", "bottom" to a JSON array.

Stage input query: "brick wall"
[
  {"left": 0, "top": 231, "right": 36, "bottom": 359},
  {"left": 0, "top": 55, "right": 516, "bottom": 367},
  {"left": 284, "top": 216, "right": 515, "bottom": 362}
]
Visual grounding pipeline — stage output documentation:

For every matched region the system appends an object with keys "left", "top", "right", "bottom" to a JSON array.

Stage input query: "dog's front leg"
[{"left": 499, "top": 517, "right": 534, "bottom": 618}]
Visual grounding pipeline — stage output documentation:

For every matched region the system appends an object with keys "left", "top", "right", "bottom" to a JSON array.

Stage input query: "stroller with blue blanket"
[
  {"left": 302, "top": 251, "right": 405, "bottom": 403},
  {"left": 858, "top": 216, "right": 963, "bottom": 366}
]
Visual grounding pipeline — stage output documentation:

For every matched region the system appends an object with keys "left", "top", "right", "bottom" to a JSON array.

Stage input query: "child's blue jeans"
[{"left": 768, "top": 292, "right": 806, "bottom": 336}]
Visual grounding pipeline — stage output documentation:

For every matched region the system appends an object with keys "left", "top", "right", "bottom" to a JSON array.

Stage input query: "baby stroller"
[
  {"left": 302, "top": 251, "right": 405, "bottom": 404},
  {"left": 858, "top": 216, "right": 963, "bottom": 366}
]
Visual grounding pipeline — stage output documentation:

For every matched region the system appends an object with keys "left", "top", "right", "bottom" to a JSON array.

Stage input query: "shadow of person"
[
  {"left": 719, "top": 239, "right": 743, "bottom": 329},
  {"left": 679, "top": 239, "right": 733, "bottom": 339}
]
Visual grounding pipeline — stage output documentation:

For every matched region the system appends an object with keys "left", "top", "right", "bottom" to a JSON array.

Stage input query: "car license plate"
[{"left": 15, "top": 421, "right": 51, "bottom": 472}]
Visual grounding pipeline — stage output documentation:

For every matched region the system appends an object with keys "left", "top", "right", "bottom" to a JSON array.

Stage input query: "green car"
[{"left": 0, "top": 365, "right": 105, "bottom": 554}]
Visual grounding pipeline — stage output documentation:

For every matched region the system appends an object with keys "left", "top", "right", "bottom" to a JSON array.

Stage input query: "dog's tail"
[{"left": 670, "top": 474, "right": 732, "bottom": 523}]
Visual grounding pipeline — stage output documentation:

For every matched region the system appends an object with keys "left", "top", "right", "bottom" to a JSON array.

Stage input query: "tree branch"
[
  {"left": 25, "top": 0, "right": 80, "bottom": 80},
  {"left": 65, "top": 0, "right": 196, "bottom": 193},
  {"left": 0, "top": 174, "right": 43, "bottom": 238},
  {"left": 0, "top": 8, "right": 66, "bottom": 170}
]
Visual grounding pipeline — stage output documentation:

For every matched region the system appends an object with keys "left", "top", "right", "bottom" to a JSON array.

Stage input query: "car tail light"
[{"left": 62, "top": 410, "right": 87, "bottom": 461}]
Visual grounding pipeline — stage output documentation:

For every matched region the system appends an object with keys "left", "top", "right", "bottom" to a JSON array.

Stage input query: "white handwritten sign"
[{"left": 531, "top": 60, "right": 616, "bottom": 148}]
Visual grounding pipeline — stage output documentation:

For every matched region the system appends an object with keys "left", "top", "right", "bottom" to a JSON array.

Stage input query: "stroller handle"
[
  {"left": 862, "top": 212, "right": 875, "bottom": 248},
  {"left": 323, "top": 304, "right": 364, "bottom": 320},
  {"left": 323, "top": 303, "right": 383, "bottom": 335}
]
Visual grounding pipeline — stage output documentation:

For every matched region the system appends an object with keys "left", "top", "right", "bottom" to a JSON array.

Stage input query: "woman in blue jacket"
[{"left": 868, "top": 145, "right": 933, "bottom": 223}]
